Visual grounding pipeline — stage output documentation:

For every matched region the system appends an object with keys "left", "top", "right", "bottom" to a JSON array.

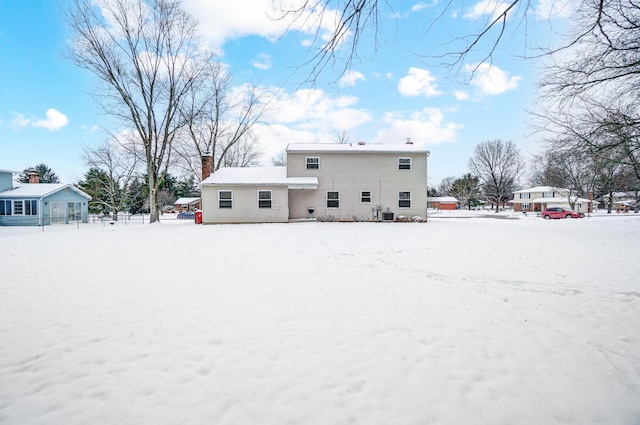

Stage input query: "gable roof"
[
  {"left": 201, "top": 166, "right": 318, "bottom": 189},
  {"left": 0, "top": 183, "right": 91, "bottom": 199},
  {"left": 428, "top": 196, "right": 459, "bottom": 203},
  {"left": 174, "top": 197, "right": 200, "bottom": 205},
  {"left": 513, "top": 186, "right": 570, "bottom": 194},
  {"left": 286, "top": 143, "right": 429, "bottom": 154}
]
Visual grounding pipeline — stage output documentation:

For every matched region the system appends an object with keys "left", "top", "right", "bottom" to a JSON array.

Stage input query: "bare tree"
[
  {"left": 83, "top": 140, "right": 139, "bottom": 220},
  {"left": 450, "top": 173, "right": 480, "bottom": 210},
  {"left": 220, "top": 136, "right": 263, "bottom": 168},
  {"left": 172, "top": 65, "right": 269, "bottom": 180},
  {"left": 529, "top": 147, "right": 598, "bottom": 208},
  {"left": 437, "top": 176, "right": 456, "bottom": 196},
  {"left": 540, "top": 1, "right": 640, "bottom": 104},
  {"left": 469, "top": 139, "right": 524, "bottom": 212},
  {"left": 271, "top": 149, "right": 287, "bottom": 166},
  {"left": 275, "top": 1, "right": 613, "bottom": 82},
  {"left": 65, "top": 0, "right": 213, "bottom": 223}
]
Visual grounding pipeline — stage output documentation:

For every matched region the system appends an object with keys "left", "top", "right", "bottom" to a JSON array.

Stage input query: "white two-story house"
[
  {"left": 200, "top": 143, "right": 429, "bottom": 223},
  {"left": 512, "top": 186, "right": 593, "bottom": 213}
]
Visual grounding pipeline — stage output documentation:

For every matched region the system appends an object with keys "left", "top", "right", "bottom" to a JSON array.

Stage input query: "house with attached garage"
[
  {"left": 199, "top": 143, "right": 430, "bottom": 224},
  {"left": 512, "top": 186, "right": 593, "bottom": 214},
  {"left": 0, "top": 169, "right": 91, "bottom": 226}
]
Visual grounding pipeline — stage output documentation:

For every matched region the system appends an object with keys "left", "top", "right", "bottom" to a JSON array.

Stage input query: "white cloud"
[
  {"left": 534, "top": 0, "right": 573, "bottom": 20},
  {"left": 338, "top": 71, "right": 365, "bottom": 87},
  {"left": 398, "top": 67, "right": 442, "bottom": 97},
  {"left": 181, "top": 0, "right": 342, "bottom": 50},
  {"left": 10, "top": 109, "right": 69, "bottom": 131},
  {"left": 10, "top": 113, "right": 31, "bottom": 129},
  {"left": 372, "top": 108, "right": 462, "bottom": 146},
  {"left": 463, "top": 0, "right": 511, "bottom": 20},
  {"left": 33, "top": 109, "right": 69, "bottom": 131},
  {"left": 454, "top": 90, "right": 470, "bottom": 100},
  {"left": 466, "top": 63, "right": 521, "bottom": 95},
  {"left": 251, "top": 53, "right": 272, "bottom": 70},
  {"left": 252, "top": 87, "right": 372, "bottom": 162}
]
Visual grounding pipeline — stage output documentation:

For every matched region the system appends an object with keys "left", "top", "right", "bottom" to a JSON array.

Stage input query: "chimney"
[
  {"left": 28, "top": 170, "right": 40, "bottom": 184},
  {"left": 201, "top": 152, "right": 213, "bottom": 181}
]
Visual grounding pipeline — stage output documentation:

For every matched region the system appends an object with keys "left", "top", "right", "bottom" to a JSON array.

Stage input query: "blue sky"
[{"left": 0, "top": 0, "right": 572, "bottom": 186}]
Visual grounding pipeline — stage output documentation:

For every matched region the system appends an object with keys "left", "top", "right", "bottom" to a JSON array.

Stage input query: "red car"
[{"left": 541, "top": 207, "right": 584, "bottom": 219}]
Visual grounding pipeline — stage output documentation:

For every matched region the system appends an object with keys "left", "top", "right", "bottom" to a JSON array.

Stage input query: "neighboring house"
[
  {"left": 200, "top": 143, "right": 429, "bottom": 224},
  {"left": 174, "top": 197, "right": 201, "bottom": 212},
  {"left": 512, "top": 186, "right": 593, "bottom": 213},
  {"left": 427, "top": 196, "right": 458, "bottom": 210},
  {"left": 0, "top": 169, "right": 91, "bottom": 226},
  {"left": 600, "top": 191, "right": 638, "bottom": 211}
]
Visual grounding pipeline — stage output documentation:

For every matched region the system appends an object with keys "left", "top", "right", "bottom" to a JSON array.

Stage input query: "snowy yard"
[{"left": 1, "top": 213, "right": 639, "bottom": 425}]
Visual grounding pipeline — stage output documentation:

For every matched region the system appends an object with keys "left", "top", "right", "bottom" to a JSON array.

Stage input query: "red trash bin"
[{"left": 194, "top": 210, "right": 203, "bottom": 224}]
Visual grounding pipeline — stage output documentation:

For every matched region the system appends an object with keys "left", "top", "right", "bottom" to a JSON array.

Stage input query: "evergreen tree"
[
  {"left": 17, "top": 164, "right": 60, "bottom": 183},
  {"left": 77, "top": 168, "right": 111, "bottom": 214},
  {"left": 125, "top": 178, "right": 147, "bottom": 215}
]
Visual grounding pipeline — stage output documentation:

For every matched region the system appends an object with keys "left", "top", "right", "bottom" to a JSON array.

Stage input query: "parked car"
[
  {"left": 541, "top": 207, "right": 584, "bottom": 219},
  {"left": 177, "top": 211, "right": 195, "bottom": 219}
]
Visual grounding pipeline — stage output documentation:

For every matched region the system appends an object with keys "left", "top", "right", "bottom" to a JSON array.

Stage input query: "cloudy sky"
[{"left": 0, "top": 0, "right": 572, "bottom": 185}]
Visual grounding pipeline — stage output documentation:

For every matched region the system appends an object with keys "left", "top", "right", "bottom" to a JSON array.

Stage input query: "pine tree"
[{"left": 17, "top": 164, "right": 60, "bottom": 183}]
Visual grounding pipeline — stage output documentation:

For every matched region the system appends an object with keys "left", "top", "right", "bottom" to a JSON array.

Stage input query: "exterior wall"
[
  {"left": 43, "top": 190, "right": 90, "bottom": 224},
  {"left": 287, "top": 151, "right": 427, "bottom": 221},
  {"left": 0, "top": 191, "right": 89, "bottom": 226},
  {"left": 201, "top": 185, "right": 289, "bottom": 223},
  {"left": 0, "top": 172, "right": 13, "bottom": 193},
  {"left": 435, "top": 202, "right": 457, "bottom": 210},
  {"left": 513, "top": 189, "right": 567, "bottom": 212}
]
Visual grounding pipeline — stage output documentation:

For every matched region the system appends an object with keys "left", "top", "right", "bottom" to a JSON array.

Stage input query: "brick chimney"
[
  {"left": 28, "top": 170, "right": 40, "bottom": 184},
  {"left": 201, "top": 152, "right": 213, "bottom": 181}
]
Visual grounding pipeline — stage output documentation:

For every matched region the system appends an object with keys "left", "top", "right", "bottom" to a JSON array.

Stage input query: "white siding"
[
  {"left": 287, "top": 151, "right": 427, "bottom": 220},
  {"left": 201, "top": 185, "right": 289, "bottom": 223}
]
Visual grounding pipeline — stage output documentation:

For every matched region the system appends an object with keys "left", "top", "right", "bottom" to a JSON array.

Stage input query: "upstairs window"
[
  {"left": 398, "top": 157, "right": 411, "bottom": 170},
  {"left": 306, "top": 157, "right": 319, "bottom": 170},
  {"left": 219, "top": 190, "right": 233, "bottom": 209},
  {"left": 258, "top": 190, "right": 272, "bottom": 209}
]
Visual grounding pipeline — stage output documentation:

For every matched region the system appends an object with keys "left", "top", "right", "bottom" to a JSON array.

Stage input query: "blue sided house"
[{"left": 0, "top": 169, "right": 91, "bottom": 226}]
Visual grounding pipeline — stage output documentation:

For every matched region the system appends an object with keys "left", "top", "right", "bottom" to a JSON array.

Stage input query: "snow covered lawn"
[{"left": 1, "top": 214, "right": 639, "bottom": 425}]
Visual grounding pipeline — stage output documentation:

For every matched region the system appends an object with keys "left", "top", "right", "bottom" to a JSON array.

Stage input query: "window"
[
  {"left": 0, "top": 200, "right": 11, "bottom": 216},
  {"left": 361, "top": 191, "right": 372, "bottom": 204},
  {"left": 398, "top": 157, "right": 411, "bottom": 170},
  {"left": 258, "top": 190, "right": 272, "bottom": 209},
  {"left": 520, "top": 193, "right": 531, "bottom": 199},
  {"left": 219, "top": 190, "right": 233, "bottom": 209},
  {"left": 24, "top": 200, "right": 37, "bottom": 216},
  {"left": 13, "top": 201, "right": 23, "bottom": 215},
  {"left": 306, "top": 157, "right": 319, "bottom": 170},
  {"left": 327, "top": 191, "right": 340, "bottom": 208},
  {"left": 399, "top": 191, "right": 411, "bottom": 208},
  {"left": 522, "top": 203, "right": 530, "bottom": 210}
]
